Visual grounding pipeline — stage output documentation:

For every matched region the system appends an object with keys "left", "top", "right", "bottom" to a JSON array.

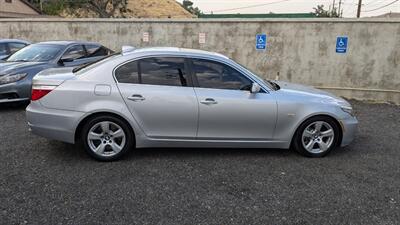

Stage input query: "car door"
[
  {"left": 190, "top": 58, "right": 277, "bottom": 140},
  {"left": 116, "top": 57, "right": 198, "bottom": 139}
]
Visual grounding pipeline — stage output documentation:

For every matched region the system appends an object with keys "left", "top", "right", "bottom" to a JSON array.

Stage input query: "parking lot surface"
[{"left": 0, "top": 100, "right": 399, "bottom": 225}]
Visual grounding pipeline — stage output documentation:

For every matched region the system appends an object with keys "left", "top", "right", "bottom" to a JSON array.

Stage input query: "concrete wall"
[{"left": 1, "top": 18, "right": 399, "bottom": 104}]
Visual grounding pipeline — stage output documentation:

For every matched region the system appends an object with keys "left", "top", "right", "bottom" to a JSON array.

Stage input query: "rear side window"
[
  {"left": 192, "top": 59, "right": 252, "bottom": 90},
  {"left": 9, "top": 42, "right": 27, "bottom": 54},
  {"left": 115, "top": 57, "right": 188, "bottom": 87},
  {"left": 62, "top": 45, "right": 86, "bottom": 60},
  {"left": 140, "top": 57, "right": 187, "bottom": 86},
  {"left": 85, "top": 44, "right": 111, "bottom": 57},
  {"left": 115, "top": 61, "right": 139, "bottom": 83}
]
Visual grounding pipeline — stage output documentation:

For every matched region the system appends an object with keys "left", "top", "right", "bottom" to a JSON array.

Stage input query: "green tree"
[
  {"left": 182, "top": 0, "right": 202, "bottom": 16},
  {"left": 313, "top": 5, "right": 340, "bottom": 18},
  {"left": 28, "top": 0, "right": 128, "bottom": 17}
]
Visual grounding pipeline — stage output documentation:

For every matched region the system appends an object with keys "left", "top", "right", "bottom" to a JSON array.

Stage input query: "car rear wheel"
[
  {"left": 293, "top": 116, "right": 340, "bottom": 157},
  {"left": 81, "top": 115, "right": 134, "bottom": 161}
]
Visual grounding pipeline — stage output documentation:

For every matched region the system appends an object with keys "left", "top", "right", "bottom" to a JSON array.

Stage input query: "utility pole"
[
  {"left": 357, "top": 0, "right": 362, "bottom": 18},
  {"left": 338, "top": 0, "right": 342, "bottom": 17},
  {"left": 39, "top": 0, "right": 43, "bottom": 11},
  {"left": 332, "top": 0, "right": 336, "bottom": 16}
]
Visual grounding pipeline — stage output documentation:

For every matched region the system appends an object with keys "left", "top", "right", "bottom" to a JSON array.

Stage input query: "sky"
[{"left": 177, "top": 0, "right": 400, "bottom": 17}]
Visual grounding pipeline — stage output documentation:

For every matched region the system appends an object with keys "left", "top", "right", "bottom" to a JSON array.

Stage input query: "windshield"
[{"left": 7, "top": 44, "right": 62, "bottom": 62}]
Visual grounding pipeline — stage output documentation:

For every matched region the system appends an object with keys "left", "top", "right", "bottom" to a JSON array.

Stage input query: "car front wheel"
[
  {"left": 293, "top": 116, "right": 340, "bottom": 157},
  {"left": 81, "top": 115, "right": 134, "bottom": 161}
]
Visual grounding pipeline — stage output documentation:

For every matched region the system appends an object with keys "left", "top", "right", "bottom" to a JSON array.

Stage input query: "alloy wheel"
[
  {"left": 301, "top": 121, "right": 335, "bottom": 154},
  {"left": 87, "top": 121, "right": 126, "bottom": 157}
]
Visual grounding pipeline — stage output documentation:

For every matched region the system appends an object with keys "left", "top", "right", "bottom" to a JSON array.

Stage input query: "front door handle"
[
  {"left": 127, "top": 94, "right": 145, "bottom": 101},
  {"left": 200, "top": 98, "right": 218, "bottom": 105}
]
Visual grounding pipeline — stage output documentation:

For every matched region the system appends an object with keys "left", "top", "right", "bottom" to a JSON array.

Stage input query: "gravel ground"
[{"left": 0, "top": 100, "right": 399, "bottom": 225}]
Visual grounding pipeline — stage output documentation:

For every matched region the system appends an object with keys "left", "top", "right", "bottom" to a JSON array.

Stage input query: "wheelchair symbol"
[
  {"left": 338, "top": 38, "right": 345, "bottom": 47},
  {"left": 258, "top": 36, "right": 264, "bottom": 44}
]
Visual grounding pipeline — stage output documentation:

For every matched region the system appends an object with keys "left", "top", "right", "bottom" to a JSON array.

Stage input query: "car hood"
[
  {"left": 0, "top": 61, "right": 49, "bottom": 75},
  {"left": 274, "top": 80, "right": 350, "bottom": 106}
]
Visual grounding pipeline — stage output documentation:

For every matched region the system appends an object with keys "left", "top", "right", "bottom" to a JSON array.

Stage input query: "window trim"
[
  {"left": 187, "top": 57, "right": 268, "bottom": 93},
  {"left": 113, "top": 55, "right": 193, "bottom": 87}
]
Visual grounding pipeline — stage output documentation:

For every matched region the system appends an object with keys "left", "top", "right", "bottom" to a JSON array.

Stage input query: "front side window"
[
  {"left": 115, "top": 57, "right": 188, "bottom": 87},
  {"left": 7, "top": 44, "right": 62, "bottom": 62},
  {"left": 62, "top": 45, "right": 86, "bottom": 60},
  {"left": 85, "top": 44, "right": 111, "bottom": 58},
  {"left": 0, "top": 43, "right": 7, "bottom": 55},
  {"left": 192, "top": 59, "right": 252, "bottom": 90},
  {"left": 8, "top": 42, "right": 27, "bottom": 54}
]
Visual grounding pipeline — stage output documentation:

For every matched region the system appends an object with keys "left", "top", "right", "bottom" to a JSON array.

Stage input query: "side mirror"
[
  {"left": 59, "top": 57, "right": 74, "bottom": 65},
  {"left": 250, "top": 83, "right": 261, "bottom": 93}
]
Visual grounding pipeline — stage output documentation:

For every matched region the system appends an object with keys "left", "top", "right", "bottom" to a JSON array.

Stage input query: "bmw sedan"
[
  {"left": 0, "top": 41, "right": 113, "bottom": 103},
  {"left": 26, "top": 47, "right": 358, "bottom": 161}
]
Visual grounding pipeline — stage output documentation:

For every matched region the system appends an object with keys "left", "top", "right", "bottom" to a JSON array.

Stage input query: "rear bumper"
[
  {"left": 340, "top": 116, "right": 358, "bottom": 147},
  {"left": 26, "top": 101, "right": 84, "bottom": 144}
]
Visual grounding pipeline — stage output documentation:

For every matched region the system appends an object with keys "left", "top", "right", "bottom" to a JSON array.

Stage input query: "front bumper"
[
  {"left": 339, "top": 116, "right": 358, "bottom": 147},
  {"left": 0, "top": 78, "right": 31, "bottom": 103},
  {"left": 26, "top": 101, "right": 85, "bottom": 144}
]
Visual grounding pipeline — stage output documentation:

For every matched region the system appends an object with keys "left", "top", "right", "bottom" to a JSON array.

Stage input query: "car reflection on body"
[
  {"left": 26, "top": 46, "right": 358, "bottom": 161},
  {"left": 0, "top": 41, "right": 113, "bottom": 103}
]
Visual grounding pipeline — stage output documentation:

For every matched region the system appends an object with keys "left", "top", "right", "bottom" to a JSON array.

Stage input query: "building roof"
[
  {"left": 372, "top": 12, "right": 400, "bottom": 18},
  {"left": 199, "top": 13, "right": 317, "bottom": 19},
  {"left": 0, "top": 0, "right": 42, "bottom": 18}
]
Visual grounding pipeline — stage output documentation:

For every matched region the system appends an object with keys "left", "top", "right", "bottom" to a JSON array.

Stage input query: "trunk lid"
[{"left": 33, "top": 67, "right": 76, "bottom": 86}]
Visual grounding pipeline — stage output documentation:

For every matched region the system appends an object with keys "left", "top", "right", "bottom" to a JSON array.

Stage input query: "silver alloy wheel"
[
  {"left": 301, "top": 121, "right": 335, "bottom": 154},
  {"left": 87, "top": 121, "right": 126, "bottom": 157}
]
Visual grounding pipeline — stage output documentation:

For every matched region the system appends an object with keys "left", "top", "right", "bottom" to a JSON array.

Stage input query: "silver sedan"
[{"left": 26, "top": 47, "right": 358, "bottom": 161}]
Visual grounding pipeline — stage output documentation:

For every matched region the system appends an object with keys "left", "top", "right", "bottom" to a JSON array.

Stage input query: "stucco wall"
[{"left": 1, "top": 18, "right": 399, "bottom": 104}]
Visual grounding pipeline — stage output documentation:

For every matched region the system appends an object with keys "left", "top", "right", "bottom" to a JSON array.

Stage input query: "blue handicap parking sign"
[
  {"left": 336, "top": 36, "right": 348, "bottom": 53},
  {"left": 256, "top": 34, "right": 267, "bottom": 50}
]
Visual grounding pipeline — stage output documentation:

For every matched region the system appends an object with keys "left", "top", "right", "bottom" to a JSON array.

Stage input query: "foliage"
[
  {"left": 182, "top": 0, "right": 202, "bottom": 16},
  {"left": 313, "top": 5, "right": 340, "bottom": 18},
  {"left": 27, "top": 0, "right": 128, "bottom": 17}
]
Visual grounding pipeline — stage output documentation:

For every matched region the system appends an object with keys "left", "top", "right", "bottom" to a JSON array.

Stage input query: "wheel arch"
[{"left": 74, "top": 111, "right": 136, "bottom": 144}]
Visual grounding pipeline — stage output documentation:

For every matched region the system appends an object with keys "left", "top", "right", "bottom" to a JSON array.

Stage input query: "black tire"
[
  {"left": 292, "top": 116, "right": 340, "bottom": 158},
  {"left": 81, "top": 115, "right": 134, "bottom": 161}
]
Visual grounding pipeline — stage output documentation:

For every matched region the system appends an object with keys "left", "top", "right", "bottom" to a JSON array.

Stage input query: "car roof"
[
  {"left": 0, "top": 39, "right": 30, "bottom": 44},
  {"left": 35, "top": 40, "right": 101, "bottom": 46},
  {"left": 125, "top": 47, "right": 229, "bottom": 60}
]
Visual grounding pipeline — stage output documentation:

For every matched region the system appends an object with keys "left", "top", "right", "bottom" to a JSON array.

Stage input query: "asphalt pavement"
[{"left": 0, "top": 100, "right": 399, "bottom": 225}]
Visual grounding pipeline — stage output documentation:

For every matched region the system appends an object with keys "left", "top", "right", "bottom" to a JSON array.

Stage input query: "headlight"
[
  {"left": 0, "top": 73, "right": 28, "bottom": 85},
  {"left": 341, "top": 106, "right": 354, "bottom": 117}
]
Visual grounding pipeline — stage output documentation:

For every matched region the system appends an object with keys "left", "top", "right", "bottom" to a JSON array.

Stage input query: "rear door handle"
[
  {"left": 200, "top": 98, "right": 218, "bottom": 105},
  {"left": 127, "top": 94, "right": 145, "bottom": 101}
]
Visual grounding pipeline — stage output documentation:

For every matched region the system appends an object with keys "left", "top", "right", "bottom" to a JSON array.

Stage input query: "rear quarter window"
[{"left": 115, "top": 61, "right": 139, "bottom": 83}]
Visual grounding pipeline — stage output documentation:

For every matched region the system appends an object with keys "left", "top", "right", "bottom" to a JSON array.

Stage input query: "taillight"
[{"left": 31, "top": 85, "right": 57, "bottom": 101}]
